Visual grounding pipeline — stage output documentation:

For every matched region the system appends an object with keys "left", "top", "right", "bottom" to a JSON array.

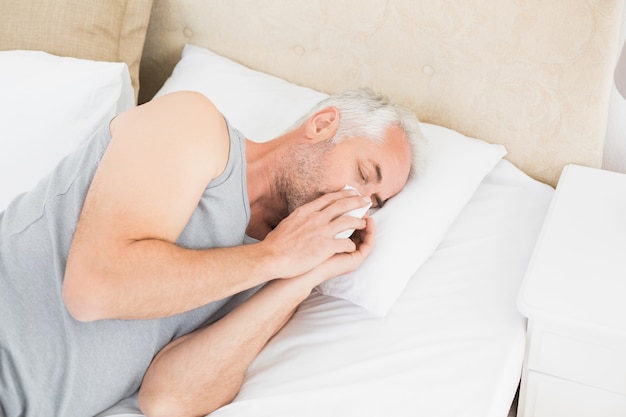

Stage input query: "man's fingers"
[
  {"left": 299, "top": 188, "right": 360, "bottom": 213},
  {"left": 357, "top": 217, "right": 375, "bottom": 253}
]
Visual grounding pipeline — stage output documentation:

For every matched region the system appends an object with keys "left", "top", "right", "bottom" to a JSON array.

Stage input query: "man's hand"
[
  {"left": 261, "top": 188, "right": 373, "bottom": 280},
  {"left": 296, "top": 215, "right": 376, "bottom": 290}
]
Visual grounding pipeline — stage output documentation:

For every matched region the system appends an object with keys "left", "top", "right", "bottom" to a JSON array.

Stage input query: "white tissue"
[{"left": 335, "top": 185, "right": 372, "bottom": 238}]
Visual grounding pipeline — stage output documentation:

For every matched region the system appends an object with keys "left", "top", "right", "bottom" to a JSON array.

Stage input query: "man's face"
[{"left": 278, "top": 125, "right": 412, "bottom": 212}]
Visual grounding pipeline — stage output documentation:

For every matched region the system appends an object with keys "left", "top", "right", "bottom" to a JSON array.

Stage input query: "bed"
[{"left": 0, "top": 1, "right": 623, "bottom": 416}]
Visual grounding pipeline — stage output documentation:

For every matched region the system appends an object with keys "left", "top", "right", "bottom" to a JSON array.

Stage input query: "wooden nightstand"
[{"left": 517, "top": 164, "right": 626, "bottom": 417}]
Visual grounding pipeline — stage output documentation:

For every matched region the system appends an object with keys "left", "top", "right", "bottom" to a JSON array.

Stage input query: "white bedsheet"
[{"left": 99, "top": 159, "right": 553, "bottom": 417}]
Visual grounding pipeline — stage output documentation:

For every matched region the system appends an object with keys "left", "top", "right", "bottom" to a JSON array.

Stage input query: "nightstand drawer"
[
  {"left": 523, "top": 371, "right": 626, "bottom": 417},
  {"left": 526, "top": 324, "right": 626, "bottom": 395}
]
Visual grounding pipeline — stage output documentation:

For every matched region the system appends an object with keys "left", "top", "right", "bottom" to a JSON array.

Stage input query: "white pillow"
[
  {"left": 155, "top": 44, "right": 506, "bottom": 315},
  {"left": 319, "top": 123, "right": 506, "bottom": 315},
  {"left": 154, "top": 46, "right": 328, "bottom": 141},
  {"left": 0, "top": 50, "right": 134, "bottom": 211}
]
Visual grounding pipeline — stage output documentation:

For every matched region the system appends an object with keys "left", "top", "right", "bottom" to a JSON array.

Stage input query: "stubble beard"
[{"left": 275, "top": 139, "right": 337, "bottom": 214}]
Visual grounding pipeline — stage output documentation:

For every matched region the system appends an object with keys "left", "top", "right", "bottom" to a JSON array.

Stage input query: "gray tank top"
[{"left": 0, "top": 119, "right": 259, "bottom": 416}]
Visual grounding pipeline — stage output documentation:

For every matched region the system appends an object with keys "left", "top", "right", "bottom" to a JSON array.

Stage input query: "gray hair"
[{"left": 293, "top": 88, "right": 426, "bottom": 178}]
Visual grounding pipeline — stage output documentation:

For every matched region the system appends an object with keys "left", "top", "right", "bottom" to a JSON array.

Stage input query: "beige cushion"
[{"left": 0, "top": 0, "right": 153, "bottom": 101}]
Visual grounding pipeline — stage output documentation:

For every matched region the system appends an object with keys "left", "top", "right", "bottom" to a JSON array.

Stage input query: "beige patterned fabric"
[
  {"left": 0, "top": 0, "right": 153, "bottom": 101},
  {"left": 139, "top": 0, "right": 624, "bottom": 186}
]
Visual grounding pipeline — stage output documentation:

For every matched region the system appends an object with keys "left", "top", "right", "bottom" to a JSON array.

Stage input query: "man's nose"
[{"left": 360, "top": 186, "right": 378, "bottom": 207}]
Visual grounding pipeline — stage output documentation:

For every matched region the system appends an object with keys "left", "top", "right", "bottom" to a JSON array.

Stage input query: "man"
[{"left": 0, "top": 88, "right": 423, "bottom": 417}]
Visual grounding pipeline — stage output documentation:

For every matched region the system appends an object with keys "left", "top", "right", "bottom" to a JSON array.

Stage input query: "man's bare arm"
[
  {"left": 138, "top": 218, "right": 375, "bottom": 417},
  {"left": 137, "top": 278, "right": 306, "bottom": 417},
  {"left": 62, "top": 91, "right": 371, "bottom": 322}
]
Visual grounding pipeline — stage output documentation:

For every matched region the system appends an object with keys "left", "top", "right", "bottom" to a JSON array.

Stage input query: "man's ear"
[{"left": 304, "top": 106, "right": 339, "bottom": 142}]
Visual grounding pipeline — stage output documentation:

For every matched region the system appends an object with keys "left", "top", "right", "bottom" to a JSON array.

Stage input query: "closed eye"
[{"left": 359, "top": 166, "right": 367, "bottom": 182}]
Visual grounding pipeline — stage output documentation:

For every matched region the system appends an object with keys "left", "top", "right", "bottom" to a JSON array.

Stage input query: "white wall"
[{"left": 603, "top": 7, "right": 626, "bottom": 174}]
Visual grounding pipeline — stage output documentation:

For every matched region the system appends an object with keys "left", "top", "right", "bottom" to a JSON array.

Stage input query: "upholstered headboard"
[{"left": 138, "top": 0, "right": 624, "bottom": 186}]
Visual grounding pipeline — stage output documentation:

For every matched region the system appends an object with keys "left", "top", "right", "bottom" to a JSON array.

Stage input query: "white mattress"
[{"left": 100, "top": 159, "right": 554, "bottom": 417}]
